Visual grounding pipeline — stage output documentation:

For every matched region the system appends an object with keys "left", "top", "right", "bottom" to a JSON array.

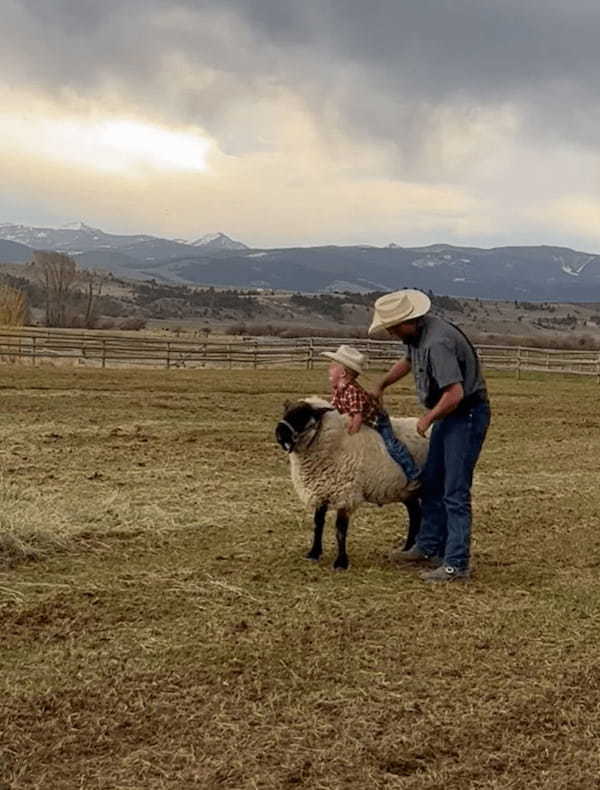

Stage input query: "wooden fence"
[{"left": 0, "top": 327, "right": 599, "bottom": 380}]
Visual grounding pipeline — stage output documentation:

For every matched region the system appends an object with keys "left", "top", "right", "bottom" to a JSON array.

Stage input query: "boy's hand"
[{"left": 347, "top": 414, "right": 363, "bottom": 434}]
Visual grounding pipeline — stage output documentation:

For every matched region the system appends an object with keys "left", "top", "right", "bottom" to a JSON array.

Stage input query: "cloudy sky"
[{"left": 2, "top": 0, "right": 599, "bottom": 249}]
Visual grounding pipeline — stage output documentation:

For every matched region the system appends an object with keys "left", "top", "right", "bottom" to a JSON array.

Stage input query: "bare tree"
[
  {"left": 80, "top": 269, "right": 106, "bottom": 328},
  {"left": 31, "top": 251, "right": 79, "bottom": 327}
]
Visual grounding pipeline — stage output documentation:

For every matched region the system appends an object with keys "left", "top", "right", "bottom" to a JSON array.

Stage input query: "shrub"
[
  {"left": 118, "top": 317, "right": 146, "bottom": 331},
  {"left": 94, "top": 318, "right": 116, "bottom": 330},
  {"left": 470, "top": 331, "right": 600, "bottom": 351},
  {"left": 133, "top": 283, "right": 259, "bottom": 316},
  {"left": 289, "top": 294, "right": 346, "bottom": 321},
  {"left": 227, "top": 323, "right": 247, "bottom": 336},
  {"left": 226, "top": 323, "right": 369, "bottom": 339},
  {"left": 0, "top": 285, "right": 29, "bottom": 326}
]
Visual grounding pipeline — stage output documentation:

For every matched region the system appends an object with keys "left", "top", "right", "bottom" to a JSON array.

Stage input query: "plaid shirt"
[{"left": 331, "top": 380, "right": 379, "bottom": 426}]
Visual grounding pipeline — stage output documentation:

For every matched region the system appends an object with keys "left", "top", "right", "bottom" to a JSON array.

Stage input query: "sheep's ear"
[{"left": 282, "top": 399, "right": 293, "bottom": 414}]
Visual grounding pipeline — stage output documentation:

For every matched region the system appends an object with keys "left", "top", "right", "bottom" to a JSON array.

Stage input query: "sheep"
[{"left": 275, "top": 396, "right": 430, "bottom": 569}]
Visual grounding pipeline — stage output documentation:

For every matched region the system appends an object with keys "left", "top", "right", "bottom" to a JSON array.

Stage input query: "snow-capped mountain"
[
  {"left": 0, "top": 222, "right": 247, "bottom": 261},
  {"left": 2, "top": 221, "right": 600, "bottom": 299},
  {"left": 0, "top": 222, "right": 157, "bottom": 254},
  {"left": 189, "top": 232, "right": 248, "bottom": 251}
]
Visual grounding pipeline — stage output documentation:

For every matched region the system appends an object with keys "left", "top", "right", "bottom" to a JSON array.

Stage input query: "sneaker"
[
  {"left": 420, "top": 565, "right": 470, "bottom": 583},
  {"left": 389, "top": 545, "right": 443, "bottom": 566}
]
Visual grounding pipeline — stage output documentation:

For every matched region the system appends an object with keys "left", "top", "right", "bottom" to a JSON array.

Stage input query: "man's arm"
[
  {"left": 416, "top": 382, "right": 464, "bottom": 437},
  {"left": 373, "top": 358, "right": 412, "bottom": 399}
]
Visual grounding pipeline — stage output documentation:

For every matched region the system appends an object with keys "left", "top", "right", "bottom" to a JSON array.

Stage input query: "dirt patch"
[{"left": 1, "top": 367, "right": 600, "bottom": 788}]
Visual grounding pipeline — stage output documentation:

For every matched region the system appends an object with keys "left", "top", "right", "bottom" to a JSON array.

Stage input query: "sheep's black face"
[
  {"left": 275, "top": 402, "right": 325, "bottom": 453},
  {"left": 275, "top": 421, "right": 296, "bottom": 453}
]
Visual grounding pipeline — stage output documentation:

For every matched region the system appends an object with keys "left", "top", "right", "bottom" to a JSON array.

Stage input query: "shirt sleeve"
[{"left": 428, "top": 339, "right": 464, "bottom": 390}]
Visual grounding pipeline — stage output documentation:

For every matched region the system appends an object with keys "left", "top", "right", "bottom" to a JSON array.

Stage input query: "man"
[{"left": 369, "top": 289, "right": 490, "bottom": 582}]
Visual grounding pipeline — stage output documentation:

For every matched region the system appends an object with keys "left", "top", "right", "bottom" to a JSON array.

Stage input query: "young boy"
[{"left": 321, "top": 344, "right": 421, "bottom": 482}]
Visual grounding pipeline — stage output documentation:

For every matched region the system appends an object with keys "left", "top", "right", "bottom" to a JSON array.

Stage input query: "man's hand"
[
  {"left": 416, "top": 413, "right": 433, "bottom": 437},
  {"left": 420, "top": 383, "right": 464, "bottom": 432},
  {"left": 371, "top": 386, "right": 384, "bottom": 405}
]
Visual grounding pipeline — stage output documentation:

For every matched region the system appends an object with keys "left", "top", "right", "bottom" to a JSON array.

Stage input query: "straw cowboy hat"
[
  {"left": 320, "top": 344, "right": 365, "bottom": 374},
  {"left": 368, "top": 289, "right": 431, "bottom": 338}
]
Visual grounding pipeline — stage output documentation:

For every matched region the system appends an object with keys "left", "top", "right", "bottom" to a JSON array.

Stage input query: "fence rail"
[{"left": 0, "top": 327, "right": 599, "bottom": 380}]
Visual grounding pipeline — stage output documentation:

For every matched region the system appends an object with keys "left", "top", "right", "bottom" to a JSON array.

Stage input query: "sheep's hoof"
[
  {"left": 333, "top": 558, "right": 349, "bottom": 571},
  {"left": 305, "top": 551, "right": 321, "bottom": 561}
]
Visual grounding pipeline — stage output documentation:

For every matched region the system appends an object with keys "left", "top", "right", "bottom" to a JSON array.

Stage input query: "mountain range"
[{"left": 1, "top": 222, "right": 600, "bottom": 301}]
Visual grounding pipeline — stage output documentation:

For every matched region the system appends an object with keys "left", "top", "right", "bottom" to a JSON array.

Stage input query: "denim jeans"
[
  {"left": 416, "top": 399, "right": 491, "bottom": 570},
  {"left": 375, "top": 410, "right": 421, "bottom": 481}
]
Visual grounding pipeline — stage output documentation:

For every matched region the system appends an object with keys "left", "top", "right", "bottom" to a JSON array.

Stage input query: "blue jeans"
[
  {"left": 416, "top": 399, "right": 491, "bottom": 570},
  {"left": 375, "top": 410, "right": 421, "bottom": 481}
]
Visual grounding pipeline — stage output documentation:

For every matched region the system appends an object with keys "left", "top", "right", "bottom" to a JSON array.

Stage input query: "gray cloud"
[
  {"left": 2, "top": 0, "right": 599, "bottom": 247},
  {"left": 5, "top": 1, "right": 600, "bottom": 147},
  {"left": 213, "top": 1, "right": 600, "bottom": 149}
]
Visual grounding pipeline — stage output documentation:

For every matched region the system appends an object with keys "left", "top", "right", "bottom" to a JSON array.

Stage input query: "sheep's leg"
[
  {"left": 306, "top": 503, "right": 327, "bottom": 561},
  {"left": 403, "top": 496, "right": 422, "bottom": 551},
  {"left": 333, "top": 509, "right": 349, "bottom": 570}
]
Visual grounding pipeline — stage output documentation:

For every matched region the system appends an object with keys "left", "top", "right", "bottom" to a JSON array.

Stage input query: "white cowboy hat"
[
  {"left": 368, "top": 289, "right": 431, "bottom": 338},
  {"left": 320, "top": 344, "right": 365, "bottom": 374}
]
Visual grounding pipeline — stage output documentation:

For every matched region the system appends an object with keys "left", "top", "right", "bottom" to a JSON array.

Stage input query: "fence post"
[
  {"left": 31, "top": 335, "right": 36, "bottom": 367},
  {"left": 101, "top": 339, "right": 107, "bottom": 369},
  {"left": 253, "top": 340, "right": 258, "bottom": 369},
  {"left": 308, "top": 338, "right": 314, "bottom": 370},
  {"left": 166, "top": 342, "right": 171, "bottom": 369},
  {"left": 202, "top": 343, "right": 207, "bottom": 368},
  {"left": 597, "top": 353, "right": 600, "bottom": 385},
  {"left": 228, "top": 344, "right": 232, "bottom": 369},
  {"left": 516, "top": 347, "right": 521, "bottom": 380}
]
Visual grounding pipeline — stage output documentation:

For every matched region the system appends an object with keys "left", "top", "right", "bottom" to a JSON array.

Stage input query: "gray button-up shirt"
[{"left": 403, "top": 315, "right": 487, "bottom": 409}]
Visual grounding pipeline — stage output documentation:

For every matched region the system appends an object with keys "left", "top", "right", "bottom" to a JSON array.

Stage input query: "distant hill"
[
  {"left": 3, "top": 255, "right": 600, "bottom": 348},
  {"left": 2, "top": 222, "right": 600, "bottom": 300},
  {"left": 0, "top": 238, "right": 33, "bottom": 262},
  {"left": 149, "top": 244, "right": 600, "bottom": 301},
  {"left": 72, "top": 250, "right": 151, "bottom": 281}
]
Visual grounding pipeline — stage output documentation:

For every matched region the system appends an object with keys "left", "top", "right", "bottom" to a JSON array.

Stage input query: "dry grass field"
[{"left": 1, "top": 365, "right": 600, "bottom": 789}]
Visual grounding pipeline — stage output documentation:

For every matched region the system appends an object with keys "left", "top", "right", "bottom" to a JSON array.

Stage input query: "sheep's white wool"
[{"left": 289, "top": 400, "right": 429, "bottom": 513}]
